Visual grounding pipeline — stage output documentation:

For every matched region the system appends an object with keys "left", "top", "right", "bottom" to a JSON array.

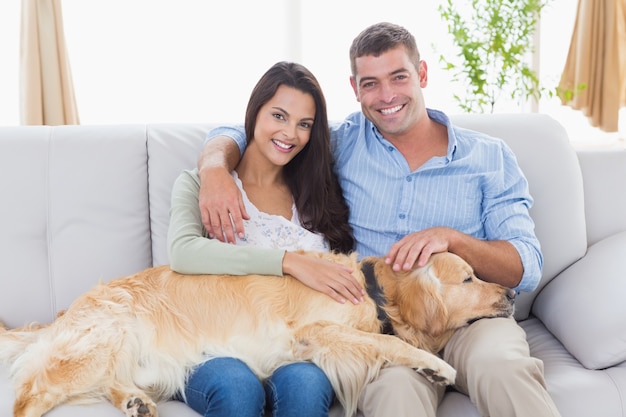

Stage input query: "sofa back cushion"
[
  {"left": 146, "top": 124, "right": 213, "bottom": 266},
  {"left": 577, "top": 148, "right": 626, "bottom": 245},
  {"left": 0, "top": 125, "right": 153, "bottom": 327},
  {"left": 451, "top": 114, "right": 587, "bottom": 319},
  {"left": 0, "top": 114, "right": 588, "bottom": 327}
]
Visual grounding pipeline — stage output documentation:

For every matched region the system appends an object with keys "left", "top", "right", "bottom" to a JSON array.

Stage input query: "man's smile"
[{"left": 379, "top": 104, "right": 404, "bottom": 115}]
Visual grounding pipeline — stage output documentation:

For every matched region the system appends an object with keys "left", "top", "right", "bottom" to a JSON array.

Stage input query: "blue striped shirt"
[{"left": 206, "top": 108, "right": 542, "bottom": 292}]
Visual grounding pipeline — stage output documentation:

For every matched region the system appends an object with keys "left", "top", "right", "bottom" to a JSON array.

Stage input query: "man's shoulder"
[
  {"left": 331, "top": 111, "right": 367, "bottom": 131},
  {"left": 330, "top": 111, "right": 371, "bottom": 147}
]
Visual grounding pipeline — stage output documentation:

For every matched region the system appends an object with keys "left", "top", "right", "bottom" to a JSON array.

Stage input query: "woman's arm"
[
  {"left": 168, "top": 169, "right": 364, "bottom": 303},
  {"left": 168, "top": 169, "right": 283, "bottom": 275}
]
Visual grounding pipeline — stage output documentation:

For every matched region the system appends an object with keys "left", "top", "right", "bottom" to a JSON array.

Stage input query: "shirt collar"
[
  {"left": 366, "top": 108, "right": 458, "bottom": 163},
  {"left": 426, "top": 108, "right": 457, "bottom": 162}
]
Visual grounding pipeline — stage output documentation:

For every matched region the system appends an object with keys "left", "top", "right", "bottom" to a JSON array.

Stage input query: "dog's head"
[{"left": 365, "top": 252, "right": 515, "bottom": 352}]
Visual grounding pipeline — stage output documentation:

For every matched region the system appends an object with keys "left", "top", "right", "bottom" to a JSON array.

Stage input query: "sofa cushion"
[
  {"left": 577, "top": 149, "right": 626, "bottom": 246},
  {"left": 0, "top": 125, "right": 153, "bottom": 328},
  {"left": 146, "top": 123, "right": 212, "bottom": 267},
  {"left": 533, "top": 231, "right": 626, "bottom": 369},
  {"left": 520, "top": 317, "right": 626, "bottom": 416}
]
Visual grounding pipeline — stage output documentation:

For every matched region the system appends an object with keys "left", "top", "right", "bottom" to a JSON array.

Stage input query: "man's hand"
[
  {"left": 282, "top": 252, "right": 365, "bottom": 305},
  {"left": 197, "top": 136, "right": 249, "bottom": 243},
  {"left": 385, "top": 227, "right": 456, "bottom": 271},
  {"left": 198, "top": 166, "right": 249, "bottom": 243},
  {"left": 385, "top": 227, "right": 523, "bottom": 288}
]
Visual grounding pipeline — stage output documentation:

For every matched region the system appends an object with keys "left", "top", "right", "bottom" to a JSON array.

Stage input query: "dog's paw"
[
  {"left": 125, "top": 396, "right": 157, "bottom": 417},
  {"left": 414, "top": 360, "right": 456, "bottom": 386}
]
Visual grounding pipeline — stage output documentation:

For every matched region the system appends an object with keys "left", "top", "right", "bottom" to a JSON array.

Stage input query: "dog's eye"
[{"left": 463, "top": 276, "right": 472, "bottom": 283}]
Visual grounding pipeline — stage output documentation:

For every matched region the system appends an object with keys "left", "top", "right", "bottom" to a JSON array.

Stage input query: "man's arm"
[
  {"left": 197, "top": 135, "right": 249, "bottom": 243},
  {"left": 448, "top": 234, "right": 523, "bottom": 288},
  {"left": 385, "top": 138, "right": 541, "bottom": 291},
  {"left": 385, "top": 227, "right": 523, "bottom": 288}
]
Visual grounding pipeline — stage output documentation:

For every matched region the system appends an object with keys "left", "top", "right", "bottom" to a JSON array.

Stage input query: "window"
[{"left": 1, "top": 0, "right": 622, "bottom": 142}]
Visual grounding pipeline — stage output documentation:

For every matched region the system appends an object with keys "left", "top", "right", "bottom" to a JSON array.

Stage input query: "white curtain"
[{"left": 20, "top": 0, "right": 79, "bottom": 125}]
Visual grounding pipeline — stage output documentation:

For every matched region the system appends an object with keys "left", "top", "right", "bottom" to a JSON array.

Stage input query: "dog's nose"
[{"left": 506, "top": 289, "right": 516, "bottom": 302}]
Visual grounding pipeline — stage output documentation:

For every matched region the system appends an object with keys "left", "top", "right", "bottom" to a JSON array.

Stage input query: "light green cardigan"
[{"left": 167, "top": 169, "right": 285, "bottom": 276}]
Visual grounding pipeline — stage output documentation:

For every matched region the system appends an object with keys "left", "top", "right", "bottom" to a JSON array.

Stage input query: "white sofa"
[{"left": 1, "top": 114, "right": 625, "bottom": 417}]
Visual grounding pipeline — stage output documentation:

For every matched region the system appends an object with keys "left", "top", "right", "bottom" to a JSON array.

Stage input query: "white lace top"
[{"left": 232, "top": 172, "right": 330, "bottom": 252}]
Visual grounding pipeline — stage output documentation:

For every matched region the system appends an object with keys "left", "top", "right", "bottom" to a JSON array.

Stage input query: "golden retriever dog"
[{"left": 0, "top": 251, "right": 515, "bottom": 417}]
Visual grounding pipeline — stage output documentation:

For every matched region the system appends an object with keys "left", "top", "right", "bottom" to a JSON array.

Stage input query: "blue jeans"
[{"left": 182, "top": 357, "right": 334, "bottom": 417}]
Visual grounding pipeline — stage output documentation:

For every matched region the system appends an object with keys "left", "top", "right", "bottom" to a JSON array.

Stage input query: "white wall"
[{"left": 0, "top": 0, "right": 622, "bottom": 142}]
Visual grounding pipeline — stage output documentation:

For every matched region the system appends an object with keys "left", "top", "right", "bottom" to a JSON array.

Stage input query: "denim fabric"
[{"left": 182, "top": 357, "right": 334, "bottom": 417}]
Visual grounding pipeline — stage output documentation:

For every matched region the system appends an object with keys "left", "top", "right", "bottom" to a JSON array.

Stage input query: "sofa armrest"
[{"left": 532, "top": 231, "right": 626, "bottom": 370}]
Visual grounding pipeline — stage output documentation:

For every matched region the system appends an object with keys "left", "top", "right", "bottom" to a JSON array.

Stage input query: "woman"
[{"left": 167, "top": 62, "right": 362, "bottom": 417}]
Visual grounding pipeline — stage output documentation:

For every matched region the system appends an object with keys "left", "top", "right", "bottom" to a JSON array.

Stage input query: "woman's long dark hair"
[{"left": 244, "top": 62, "right": 354, "bottom": 253}]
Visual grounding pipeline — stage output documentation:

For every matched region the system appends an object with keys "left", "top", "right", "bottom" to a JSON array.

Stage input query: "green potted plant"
[{"left": 437, "top": 0, "right": 551, "bottom": 113}]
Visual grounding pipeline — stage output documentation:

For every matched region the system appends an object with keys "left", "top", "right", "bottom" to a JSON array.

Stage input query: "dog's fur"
[{"left": 0, "top": 251, "right": 515, "bottom": 417}]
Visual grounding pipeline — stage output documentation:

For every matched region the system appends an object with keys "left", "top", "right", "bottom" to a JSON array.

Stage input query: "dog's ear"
[{"left": 395, "top": 266, "right": 449, "bottom": 337}]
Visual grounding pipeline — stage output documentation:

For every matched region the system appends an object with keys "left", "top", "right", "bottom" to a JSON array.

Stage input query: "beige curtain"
[
  {"left": 20, "top": 0, "right": 79, "bottom": 125},
  {"left": 558, "top": 0, "right": 626, "bottom": 132}
]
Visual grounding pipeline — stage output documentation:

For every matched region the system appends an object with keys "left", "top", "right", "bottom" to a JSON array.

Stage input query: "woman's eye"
[{"left": 273, "top": 113, "right": 285, "bottom": 120}]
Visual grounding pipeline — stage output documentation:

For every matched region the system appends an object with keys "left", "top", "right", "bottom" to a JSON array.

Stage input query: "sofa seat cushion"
[
  {"left": 0, "top": 365, "right": 204, "bottom": 417},
  {"left": 532, "top": 232, "right": 626, "bottom": 369},
  {"left": 521, "top": 317, "right": 626, "bottom": 416}
]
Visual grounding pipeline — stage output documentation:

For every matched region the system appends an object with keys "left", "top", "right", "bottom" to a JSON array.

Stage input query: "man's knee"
[{"left": 359, "top": 366, "right": 443, "bottom": 417}]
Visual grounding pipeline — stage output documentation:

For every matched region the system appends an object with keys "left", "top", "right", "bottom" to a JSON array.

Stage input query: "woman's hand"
[{"left": 282, "top": 252, "right": 365, "bottom": 304}]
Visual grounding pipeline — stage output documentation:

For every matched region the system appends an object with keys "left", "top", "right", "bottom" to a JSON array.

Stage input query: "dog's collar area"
[{"left": 362, "top": 261, "right": 394, "bottom": 335}]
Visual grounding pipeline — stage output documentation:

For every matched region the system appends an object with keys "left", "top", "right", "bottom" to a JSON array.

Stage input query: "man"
[{"left": 196, "top": 22, "right": 561, "bottom": 417}]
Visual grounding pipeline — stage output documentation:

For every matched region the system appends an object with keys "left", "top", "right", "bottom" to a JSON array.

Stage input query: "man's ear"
[
  {"left": 349, "top": 76, "right": 361, "bottom": 102},
  {"left": 418, "top": 60, "right": 428, "bottom": 87}
]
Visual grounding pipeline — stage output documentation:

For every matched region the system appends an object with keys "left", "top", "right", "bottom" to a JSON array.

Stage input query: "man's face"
[{"left": 350, "top": 46, "right": 427, "bottom": 140}]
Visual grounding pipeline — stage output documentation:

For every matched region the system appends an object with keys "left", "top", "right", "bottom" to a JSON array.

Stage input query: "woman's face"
[{"left": 252, "top": 85, "right": 315, "bottom": 167}]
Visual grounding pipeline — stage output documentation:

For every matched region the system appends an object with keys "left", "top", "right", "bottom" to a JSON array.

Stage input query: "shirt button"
[
  {"left": 399, "top": 214, "right": 406, "bottom": 219},
  {"left": 406, "top": 176, "right": 412, "bottom": 182}
]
